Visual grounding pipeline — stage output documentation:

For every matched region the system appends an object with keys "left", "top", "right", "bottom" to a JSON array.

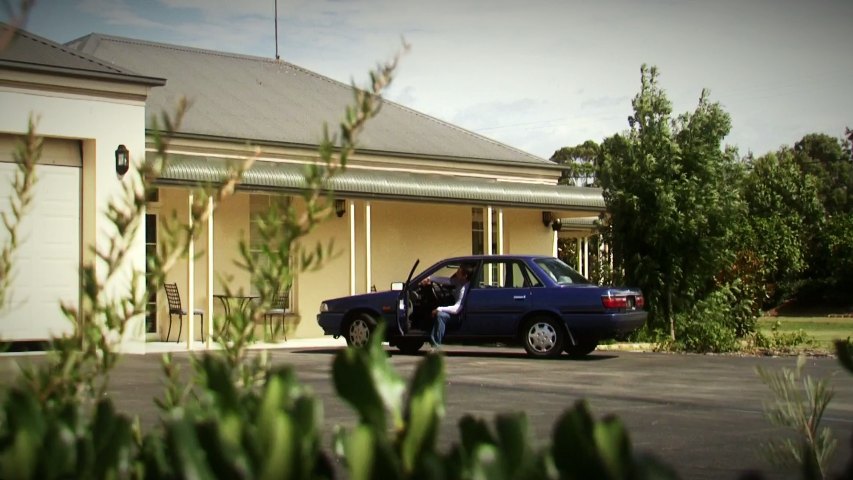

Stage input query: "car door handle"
[{"left": 513, "top": 295, "right": 526, "bottom": 300}]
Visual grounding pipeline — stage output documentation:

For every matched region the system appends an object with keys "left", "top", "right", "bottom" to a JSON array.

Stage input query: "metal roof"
[
  {"left": 156, "top": 156, "right": 604, "bottom": 210},
  {"left": 0, "top": 23, "right": 165, "bottom": 86},
  {"left": 67, "top": 34, "right": 551, "bottom": 166}
]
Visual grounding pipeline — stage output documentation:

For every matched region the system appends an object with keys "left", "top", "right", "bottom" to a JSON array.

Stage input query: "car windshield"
[{"left": 533, "top": 258, "right": 589, "bottom": 285}]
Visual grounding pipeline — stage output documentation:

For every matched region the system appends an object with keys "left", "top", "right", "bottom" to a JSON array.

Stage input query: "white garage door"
[{"left": 0, "top": 135, "right": 81, "bottom": 341}]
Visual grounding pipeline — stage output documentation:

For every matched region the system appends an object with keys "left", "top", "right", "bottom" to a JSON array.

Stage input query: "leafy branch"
[{"left": 0, "top": 115, "right": 39, "bottom": 310}]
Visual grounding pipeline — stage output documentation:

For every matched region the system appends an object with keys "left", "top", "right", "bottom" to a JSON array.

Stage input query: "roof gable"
[
  {"left": 67, "top": 34, "right": 552, "bottom": 166},
  {"left": 0, "top": 23, "right": 164, "bottom": 86}
]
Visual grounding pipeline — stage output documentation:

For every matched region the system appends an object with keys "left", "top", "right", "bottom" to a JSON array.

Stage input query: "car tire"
[
  {"left": 395, "top": 339, "right": 424, "bottom": 355},
  {"left": 565, "top": 340, "right": 598, "bottom": 358},
  {"left": 521, "top": 316, "right": 565, "bottom": 358},
  {"left": 345, "top": 313, "right": 376, "bottom": 347}
]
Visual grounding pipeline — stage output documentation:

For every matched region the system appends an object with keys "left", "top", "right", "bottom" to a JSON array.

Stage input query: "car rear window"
[{"left": 533, "top": 258, "right": 589, "bottom": 285}]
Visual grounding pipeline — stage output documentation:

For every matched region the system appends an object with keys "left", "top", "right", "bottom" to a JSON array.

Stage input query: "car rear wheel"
[
  {"left": 345, "top": 313, "right": 376, "bottom": 347},
  {"left": 395, "top": 338, "right": 424, "bottom": 355},
  {"left": 522, "top": 316, "right": 565, "bottom": 358},
  {"left": 565, "top": 340, "right": 598, "bottom": 358}
]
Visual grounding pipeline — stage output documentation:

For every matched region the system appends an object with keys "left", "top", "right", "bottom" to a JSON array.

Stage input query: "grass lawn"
[{"left": 757, "top": 316, "right": 853, "bottom": 352}]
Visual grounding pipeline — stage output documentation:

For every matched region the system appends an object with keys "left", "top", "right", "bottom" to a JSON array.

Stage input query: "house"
[
  {"left": 1, "top": 24, "right": 604, "bottom": 351},
  {"left": 0, "top": 24, "right": 164, "bottom": 351}
]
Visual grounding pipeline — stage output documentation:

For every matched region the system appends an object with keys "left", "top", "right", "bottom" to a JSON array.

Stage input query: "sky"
[{"left": 8, "top": 0, "right": 853, "bottom": 159}]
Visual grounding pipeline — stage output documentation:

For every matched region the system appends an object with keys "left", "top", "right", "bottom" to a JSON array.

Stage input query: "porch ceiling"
[
  {"left": 553, "top": 216, "right": 600, "bottom": 232},
  {"left": 154, "top": 156, "right": 605, "bottom": 210}
]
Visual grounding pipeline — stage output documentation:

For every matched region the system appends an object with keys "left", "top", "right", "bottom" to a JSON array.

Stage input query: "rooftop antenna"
[{"left": 274, "top": 0, "right": 280, "bottom": 60}]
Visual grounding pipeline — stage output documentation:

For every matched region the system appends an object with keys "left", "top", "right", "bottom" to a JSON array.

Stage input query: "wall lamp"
[
  {"left": 115, "top": 144, "right": 130, "bottom": 177},
  {"left": 335, "top": 199, "right": 346, "bottom": 218},
  {"left": 541, "top": 211, "right": 553, "bottom": 227}
]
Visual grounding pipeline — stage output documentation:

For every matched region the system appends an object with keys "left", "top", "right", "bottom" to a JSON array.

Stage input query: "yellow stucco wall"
[
  {"left": 502, "top": 208, "right": 554, "bottom": 255},
  {"left": 151, "top": 190, "right": 582, "bottom": 340}
]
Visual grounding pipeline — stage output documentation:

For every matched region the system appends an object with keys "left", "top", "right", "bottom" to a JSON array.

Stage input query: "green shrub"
[
  {"left": 750, "top": 321, "right": 814, "bottom": 352},
  {"left": 674, "top": 285, "right": 743, "bottom": 353}
]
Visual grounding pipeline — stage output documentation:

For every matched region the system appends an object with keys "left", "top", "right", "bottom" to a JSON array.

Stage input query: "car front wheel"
[
  {"left": 522, "top": 316, "right": 565, "bottom": 358},
  {"left": 345, "top": 313, "right": 376, "bottom": 347}
]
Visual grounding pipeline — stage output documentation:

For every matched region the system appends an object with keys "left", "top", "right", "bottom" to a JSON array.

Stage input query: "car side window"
[
  {"left": 517, "top": 262, "right": 543, "bottom": 287},
  {"left": 475, "top": 260, "right": 539, "bottom": 289}
]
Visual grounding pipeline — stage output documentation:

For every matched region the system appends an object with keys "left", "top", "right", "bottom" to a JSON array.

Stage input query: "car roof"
[{"left": 440, "top": 254, "right": 549, "bottom": 263}]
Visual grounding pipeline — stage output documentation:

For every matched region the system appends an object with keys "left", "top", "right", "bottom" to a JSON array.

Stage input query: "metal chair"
[
  {"left": 164, "top": 282, "right": 205, "bottom": 343},
  {"left": 264, "top": 292, "right": 290, "bottom": 339}
]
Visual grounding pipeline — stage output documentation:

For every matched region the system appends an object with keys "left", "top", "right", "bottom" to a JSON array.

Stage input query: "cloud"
[{"left": 78, "top": 0, "right": 165, "bottom": 29}]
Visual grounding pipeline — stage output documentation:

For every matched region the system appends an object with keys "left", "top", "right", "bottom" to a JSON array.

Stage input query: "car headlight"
[{"left": 320, "top": 302, "right": 329, "bottom": 313}]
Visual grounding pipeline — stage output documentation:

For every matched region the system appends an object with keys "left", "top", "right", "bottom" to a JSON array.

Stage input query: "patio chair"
[
  {"left": 264, "top": 292, "right": 290, "bottom": 339},
  {"left": 164, "top": 282, "right": 205, "bottom": 343}
]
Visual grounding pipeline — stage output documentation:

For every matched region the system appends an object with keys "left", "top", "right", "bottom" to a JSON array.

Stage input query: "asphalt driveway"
[{"left": 3, "top": 346, "right": 852, "bottom": 479}]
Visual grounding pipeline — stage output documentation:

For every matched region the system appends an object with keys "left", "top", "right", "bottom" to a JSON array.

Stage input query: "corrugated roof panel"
[{"left": 156, "top": 157, "right": 604, "bottom": 210}]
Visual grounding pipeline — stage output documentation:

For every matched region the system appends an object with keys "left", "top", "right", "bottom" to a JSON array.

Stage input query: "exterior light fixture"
[
  {"left": 541, "top": 211, "right": 553, "bottom": 227},
  {"left": 335, "top": 199, "right": 346, "bottom": 218},
  {"left": 115, "top": 144, "right": 130, "bottom": 177}
]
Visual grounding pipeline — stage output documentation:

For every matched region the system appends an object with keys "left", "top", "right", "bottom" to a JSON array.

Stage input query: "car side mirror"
[{"left": 391, "top": 282, "right": 404, "bottom": 291}]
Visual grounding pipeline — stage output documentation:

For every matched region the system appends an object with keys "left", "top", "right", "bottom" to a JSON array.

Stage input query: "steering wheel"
[{"left": 429, "top": 282, "right": 443, "bottom": 303}]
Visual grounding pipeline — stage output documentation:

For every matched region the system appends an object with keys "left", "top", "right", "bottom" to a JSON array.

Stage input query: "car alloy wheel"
[
  {"left": 523, "top": 316, "right": 564, "bottom": 358},
  {"left": 347, "top": 314, "right": 374, "bottom": 347}
]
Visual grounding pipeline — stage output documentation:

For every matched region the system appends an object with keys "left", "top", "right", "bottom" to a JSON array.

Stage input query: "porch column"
[
  {"left": 349, "top": 200, "right": 356, "bottom": 295},
  {"left": 187, "top": 192, "right": 195, "bottom": 351},
  {"left": 583, "top": 236, "right": 589, "bottom": 279},
  {"left": 497, "top": 208, "right": 504, "bottom": 255},
  {"left": 365, "top": 201, "right": 372, "bottom": 292},
  {"left": 486, "top": 206, "right": 493, "bottom": 255},
  {"left": 552, "top": 229, "right": 558, "bottom": 258},
  {"left": 206, "top": 196, "right": 214, "bottom": 349},
  {"left": 576, "top": 238, "right": 582, "bottom": 272}
]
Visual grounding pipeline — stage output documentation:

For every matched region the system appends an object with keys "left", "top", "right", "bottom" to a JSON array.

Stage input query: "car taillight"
[
  {"left": 601, "top": 295, "right": 628, "bottom": 309},
  {"left": 601, "top": 294, "right": 643, "bottom": 310}
]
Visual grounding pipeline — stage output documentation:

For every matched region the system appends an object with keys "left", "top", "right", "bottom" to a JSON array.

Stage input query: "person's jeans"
[{"left": 431, "top": 310, "right": 451, "bottom": 347}]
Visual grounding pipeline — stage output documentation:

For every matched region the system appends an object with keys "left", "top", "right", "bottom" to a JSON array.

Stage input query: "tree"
[
  {"left": 740, "top": 149, "right": 824, "bottom": 306},
  {"left": 598, "top": 65, "right": 744, "bottom": 340},
  {"left": 793, "top": 133, "right": 852, "bottom": 215},
  {"left": 791, "top": 133, "right": 853, "bottom": 299},
  {"left": 551, "top": 140, "right": 600, "bottom": 187}
]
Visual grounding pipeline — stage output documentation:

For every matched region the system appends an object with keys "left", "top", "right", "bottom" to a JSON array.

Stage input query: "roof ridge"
[
  {"left": 73, "top": 32, "right": 360, "bottom": 94},
  {"left": 3, "top": 24, "right": 130, "bottom": 76},
  {"left": 72, "top": 33, "right": 550, "bottom": 165}
]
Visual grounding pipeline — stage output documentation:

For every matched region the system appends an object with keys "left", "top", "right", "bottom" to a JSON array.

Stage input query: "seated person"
[{"left": 420, "top": 264, "right": 473, "bottom": 350}]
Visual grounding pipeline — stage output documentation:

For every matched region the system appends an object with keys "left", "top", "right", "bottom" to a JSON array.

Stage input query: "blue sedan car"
[{"left": 317, "top": 255, "right": 647, "bottom": 358}]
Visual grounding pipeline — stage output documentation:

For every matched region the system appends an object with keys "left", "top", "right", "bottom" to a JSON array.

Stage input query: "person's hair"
[{"left": 459, "top": 263, "right": 475, "bottom": 280}]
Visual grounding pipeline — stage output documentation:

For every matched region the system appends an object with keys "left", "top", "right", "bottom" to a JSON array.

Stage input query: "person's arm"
[{"left": 436, "top": 284, "right": 467, "bottom": 315}]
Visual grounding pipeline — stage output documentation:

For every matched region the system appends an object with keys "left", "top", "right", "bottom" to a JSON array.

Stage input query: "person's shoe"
[{"left": 428, "top": 343, "right": 441, "bottom": 354}]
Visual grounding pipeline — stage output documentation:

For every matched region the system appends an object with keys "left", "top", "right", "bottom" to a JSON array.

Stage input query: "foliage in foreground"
[
  {"left": 757, "top": 356, "right": 836, "bottom": 480},
  {"left": 1, "top": 24, "right": 852, "bottom": 476}
]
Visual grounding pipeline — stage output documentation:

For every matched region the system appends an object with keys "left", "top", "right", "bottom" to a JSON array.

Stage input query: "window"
[
  {"left": 471, "top": 208, "right": 498, "bottom": 255},
  {"left": 474, "top": 259, "right": 540, "bottom": 289},
  {"left": 534, "top": 257, "right": 589, "bottom": 285},
  {"left": 472, "top": 208, "right": 484, "bottom": 254},
  {"left": 145, "top": 213, "right": 157, "bottom": 333},
  {"left": 249, "top": 194, "right": 294, "bottom": 302}
]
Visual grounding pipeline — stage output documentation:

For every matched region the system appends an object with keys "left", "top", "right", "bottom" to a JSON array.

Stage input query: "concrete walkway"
[{"left": 143, "top": 336, "right": 349, "bottom": 354}]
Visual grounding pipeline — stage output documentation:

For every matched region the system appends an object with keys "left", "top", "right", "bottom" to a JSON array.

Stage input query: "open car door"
[{"left": 395, "top": 259, "right": 420, "bottom": 334}]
